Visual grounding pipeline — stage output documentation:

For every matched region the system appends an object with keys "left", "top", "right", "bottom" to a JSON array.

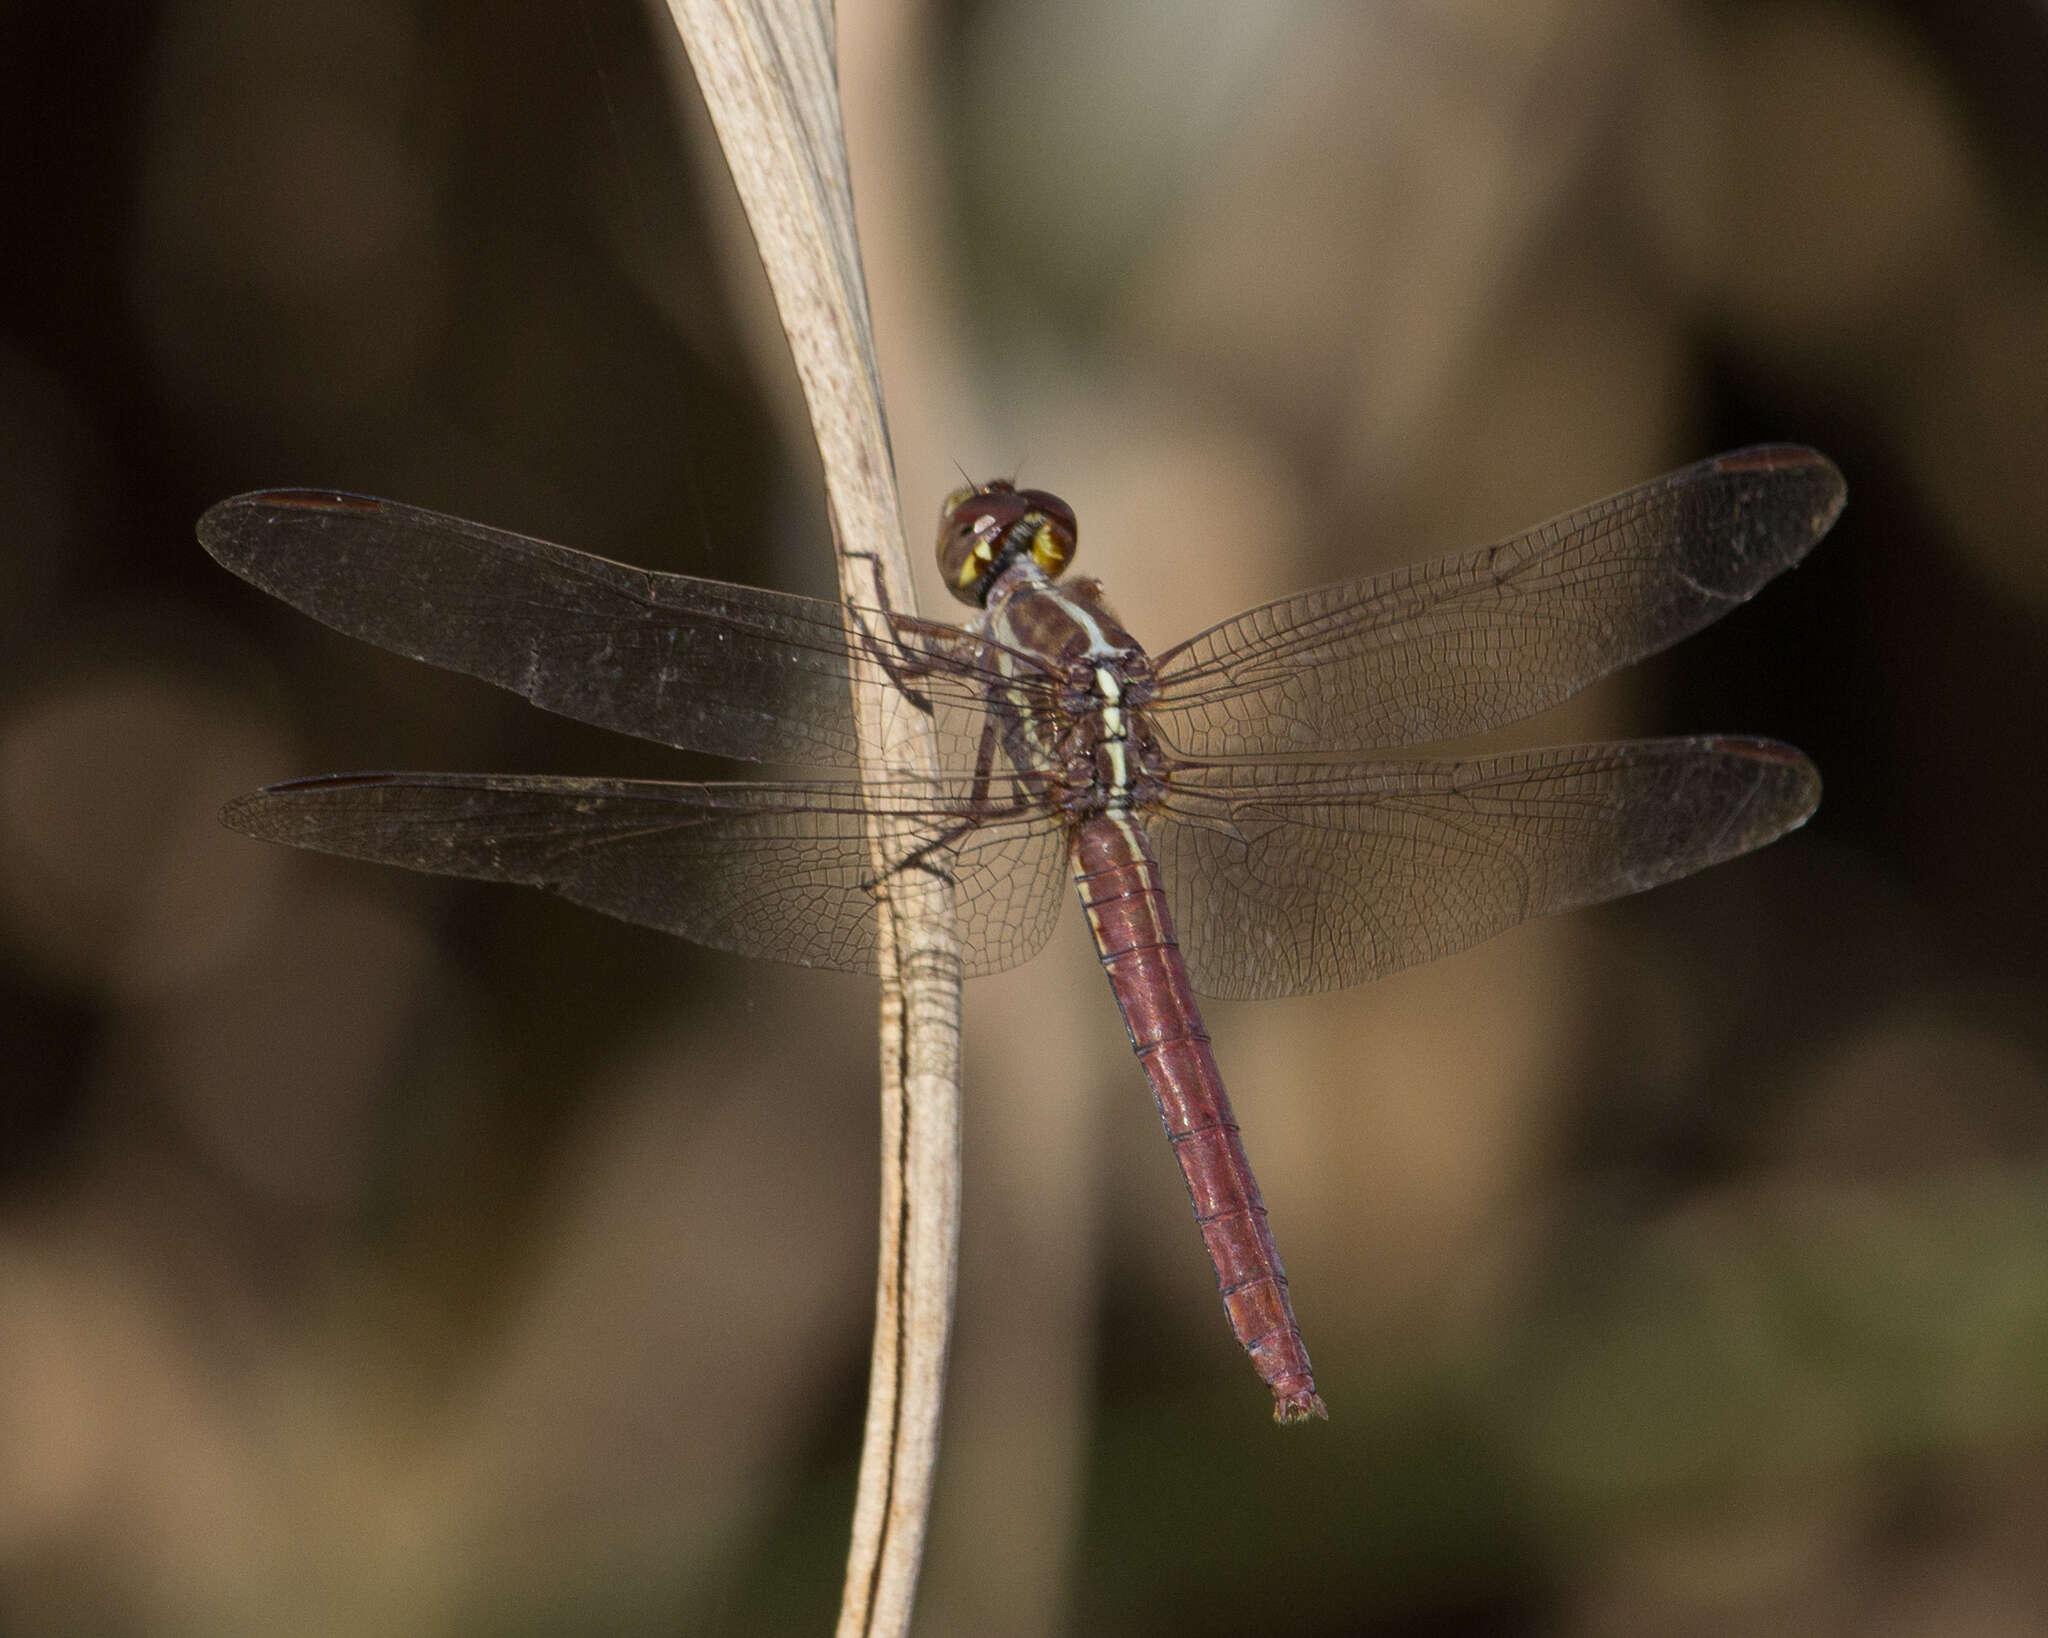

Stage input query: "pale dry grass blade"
[{"left": 655, "top": 4, "right": 963, "bottom": 1636}]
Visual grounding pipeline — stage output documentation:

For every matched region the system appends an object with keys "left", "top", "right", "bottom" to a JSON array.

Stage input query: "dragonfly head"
[{"left": 936, "top": 479, "right": 1077, "bottom": 606}]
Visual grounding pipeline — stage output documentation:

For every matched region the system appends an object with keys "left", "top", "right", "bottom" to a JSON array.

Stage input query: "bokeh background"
[{"left": 4, "top": 0, "right": 2047, "bottom": 1633}]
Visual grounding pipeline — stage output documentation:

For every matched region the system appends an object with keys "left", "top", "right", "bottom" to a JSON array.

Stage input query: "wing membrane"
[
  {"left": 200, "top": 491, "right": 1044, "bottom": 770},
  {"left": 1150, "top": 447, "right": 1844, "bottom": 755},
  {"left": 1152, "top": 737, "right": 1819, "bottom": 999},
  {"left": 224, "top": 772, "right": 1070, "bottom": 978}
]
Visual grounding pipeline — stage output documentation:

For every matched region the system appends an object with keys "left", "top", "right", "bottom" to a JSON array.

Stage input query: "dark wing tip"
[
  {"left": 197, "top": 489, "right": 388, "bottom": 566},
  {"left": 219, "top": 787, "right": 284, "bottom": 841},
  {"left": 220, "top": 772, "right": 403, "bottom": 840},
  {"left": 1699, "top": 734, "right": 1824, "bottom": 841},
  {"left": 1712, "top": 444, "right": 1848, "bottom": 538}
]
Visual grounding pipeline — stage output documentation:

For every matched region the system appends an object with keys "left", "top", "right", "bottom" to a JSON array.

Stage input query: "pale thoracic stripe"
[{"left": 985, "top": 575, "right": 1144, "bottom": 811}]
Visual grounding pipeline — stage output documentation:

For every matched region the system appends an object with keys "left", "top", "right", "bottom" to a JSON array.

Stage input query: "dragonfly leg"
[{"left": 840, "top": 550, "right": 948, "bottom": 718}]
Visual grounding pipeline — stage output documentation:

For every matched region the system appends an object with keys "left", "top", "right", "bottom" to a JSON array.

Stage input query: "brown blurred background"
[{"left": 3, "top": 0, "right": 2047, "bottom": 1633}]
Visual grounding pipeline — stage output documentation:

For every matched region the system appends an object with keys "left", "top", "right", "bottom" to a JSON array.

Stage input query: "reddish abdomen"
[{"left": 1071, "top": 814, "right": 1326, "bottom": 1423}]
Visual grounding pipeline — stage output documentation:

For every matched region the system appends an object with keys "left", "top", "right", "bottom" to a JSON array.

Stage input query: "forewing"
[
  {"left": 1152, "top": 738, "right": 1819, "bottom": 1000},
  {"left": 1150, "top": 447, "right": 1844, "bottom": 755},
  {"left": 199, "top": 491, "right": 1043, "bottom": 770},
  {"left": 224, "top": 773, "right": 1070, "bottom": 978}
]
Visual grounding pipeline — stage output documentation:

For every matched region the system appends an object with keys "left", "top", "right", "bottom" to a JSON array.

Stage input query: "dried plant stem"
[{"left": 657, "top": 2, "right": 961, "bottom": 1634}]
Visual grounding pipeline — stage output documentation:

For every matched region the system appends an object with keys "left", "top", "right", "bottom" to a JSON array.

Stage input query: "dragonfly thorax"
[
  {"left": 1045, "top": 658, "right": 1168, "bottom": 818},
  {"left": 937, "top": 479, "right": 1077, "bottom": 606}
]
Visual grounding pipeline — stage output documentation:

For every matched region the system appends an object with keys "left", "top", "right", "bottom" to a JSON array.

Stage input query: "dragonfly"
[{"left": 200, "top": 445, "right": 1844, "bottom": 1423}]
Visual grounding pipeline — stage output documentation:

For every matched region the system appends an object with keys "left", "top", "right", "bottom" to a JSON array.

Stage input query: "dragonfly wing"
[
  {"left": 1149, "top": 447, "right": 1844, "bottom": 755},
  {"left": 199, "top": 491, "right": 1042, "bottom": 769},
  {"left": 1152, "top": 738, "right": 1819, "bottom": 1000},
  {"left": 224, "top": 772, "right": 1070, "bottom": 978}
]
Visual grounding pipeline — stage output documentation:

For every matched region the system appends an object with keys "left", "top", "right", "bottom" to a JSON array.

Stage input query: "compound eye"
[
  {"left": 932, "top": 478, "right": 1059, "bottom": 605},
  {"left": 935, "top": 495, "right": 1010, "bottom": 604},
  {"left": 1018, "top": 490, "right": 1077, "bottom": 580}
]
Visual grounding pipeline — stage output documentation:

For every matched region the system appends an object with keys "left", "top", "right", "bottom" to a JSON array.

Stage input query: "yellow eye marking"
[
  {"left": 1030, "top": 520, "right": 1069, "bottom": 575},
  {"left": 955, "top": 535, "right": 995, "bottom": 589}
]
